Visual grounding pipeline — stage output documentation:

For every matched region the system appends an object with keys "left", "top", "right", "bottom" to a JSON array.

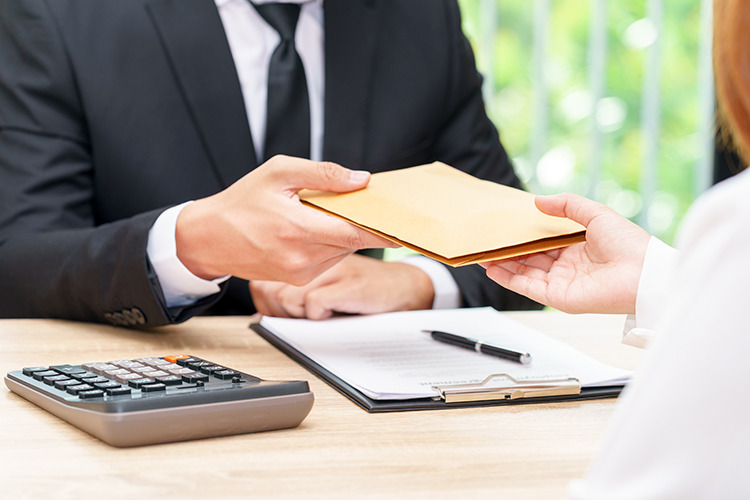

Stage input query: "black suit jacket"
[{"left": 0, "top": 0, "right": 539, "bottom": 327}]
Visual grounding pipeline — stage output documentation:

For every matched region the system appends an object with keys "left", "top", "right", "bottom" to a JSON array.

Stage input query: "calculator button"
[
  {"left": 94, "top": 381, "right": 122, "bottom": 390},
  {"left": 176, "top": 357, "right": 201, "bottom": 367},
  {"left": 82, "top": 362, "right": 108, "bottom": 371},
  {"left": 43, "top": 374, "right": 71, "bottom": 385},
  {"left": 135, "top": 357, "right": 166, "bottom": 367},
  {"left": 128, "top": 378, "right": 155, "bottom": 389},
  {"left": 182, "top": 373, "right": 209, "bottom": 384},
  {"left": 148, "top": 370, "right": 169, "bottom": 378},
  {"left": 32, "top": 370, "right": 59, "bottom": 381},
  {"left": 155, "top": 375, "right": 183, "bottom": 386},
  {"left": 169, "top": 368, "right": 195, "bottom": 376},
  {"left": 78, "top": 389, "right": 105, "bottom": 399},
  {"left": 214, "top": 370, "right": 241, "bottom": 380},
  {"left": 109, "top": 360, "right": 138, "bottom": 368},
  {"left": 199, "top": 365, "right": 225, "bottom": 374},
  {"left": 69, "top": 372, "right": 97, "bottom": 380},
  {"left": 86, "top": 377, "right": 110, "bottom": 385},
  {"left": 164, "top": 354, "right": 191, "bottom": 363},
  {"left": 140, "top": 383, "right": 166, "bottom": 392},
  {"left": 54, "top": 379, "right": 84, "bottom": 390},
  {"left": 22, "top": 367, "right": 49, "bottom": 377},
  {"left": 91, "top": 364, "right": 118, "bottom": 375},
  {"left": 105, "top": 387, "right": 132, "bottom": 396},
  {"left": 49, "top": 365, "right": 87, "bottom": 375},
  {"left": 66, "top": 384, "right": 94, "bottom": 395},
  {"left": 116, "top": 373, "right": 146, "bottom": 384},
  {"left": 104, "top": 369, "right": 130, "bottom": 378},
  {"left": 186, "top": 361, "right": 213, "bottom": 370},
  {"left": 132, "top": 366, "right": 156, "bottom": 374}
]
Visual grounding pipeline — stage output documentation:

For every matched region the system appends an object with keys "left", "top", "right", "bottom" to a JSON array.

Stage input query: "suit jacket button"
[
  {"left": 112, "top": 312, "right": 128, "bottom": 326},
  {"left": 122, "top": 309, "right": 137, "bottom": 325},
  {"left": 130, "top": 308, "right": 146, "bottom": 325},
  {"left": 103, "top": 313, "right": 117, "bottom": 325}
]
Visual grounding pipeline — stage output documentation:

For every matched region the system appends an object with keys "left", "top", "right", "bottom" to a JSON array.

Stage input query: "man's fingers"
[
  {"left": 300, "top": 210, "right": 398, "bottom": 250},
  {"left": 249, "top": 281, "right": 290, "bottom": 318},
  {"left": 266, "top": 156, "right": 371, "bottom": 193},
  {"left": 358, "top": 230, "right": 400, "bottom": 249},
  {"left": 535, "top": 193, "right": 614, "bottom": 228},
  {"left": 276, "top": 287, "right": 307, "bottom": 318},
  {"left": 304, "top": 284, "right": 354, "bottom": 320},
  {"left": 276, "top": 275, "right": 336, "bottom": 317},
  {"left": 254, "top": 291, "right": 289, "bottom": 318}
]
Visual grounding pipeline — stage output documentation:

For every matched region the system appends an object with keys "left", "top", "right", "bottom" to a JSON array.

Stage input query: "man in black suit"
[{"left": 0, "top": 0, "right": 537, "bottom": 327}]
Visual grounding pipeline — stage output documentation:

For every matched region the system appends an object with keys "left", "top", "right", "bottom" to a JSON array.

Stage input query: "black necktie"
[{"left": 253, "top": 2, "right": 311, "bottom": 162}]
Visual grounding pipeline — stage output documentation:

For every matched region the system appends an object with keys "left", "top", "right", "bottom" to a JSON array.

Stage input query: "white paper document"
[{"left": 259, "top": 308, "right": 630, "bottom": 401}]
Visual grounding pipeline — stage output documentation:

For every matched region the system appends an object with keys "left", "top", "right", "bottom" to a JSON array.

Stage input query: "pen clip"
[{"left": 432, "top": 373, "right": 581, "bottom": 404}]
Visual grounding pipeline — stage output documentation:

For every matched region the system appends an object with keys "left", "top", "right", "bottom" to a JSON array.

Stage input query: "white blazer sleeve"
[
  {"left": 621, "top": 236, "right": 679, "bottom": 348},
  {"left": 565, "top": 169, "right": 750, "bottom": 499}
]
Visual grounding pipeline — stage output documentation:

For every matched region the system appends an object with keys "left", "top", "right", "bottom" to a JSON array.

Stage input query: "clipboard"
[{"left": 250, "top": 323, "right": 625, "bottom": 413}]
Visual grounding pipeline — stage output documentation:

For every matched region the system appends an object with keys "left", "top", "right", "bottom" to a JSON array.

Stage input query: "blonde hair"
[{"left": 713, "top": 0, "right": 750, "bottom": 164}]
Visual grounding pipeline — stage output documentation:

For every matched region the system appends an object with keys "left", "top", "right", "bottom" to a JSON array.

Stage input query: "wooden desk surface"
[{"left": 0, "top": 311, "right": 642, "bottom": 499}]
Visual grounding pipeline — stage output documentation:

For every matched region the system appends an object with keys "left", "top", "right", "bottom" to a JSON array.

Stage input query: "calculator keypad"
[{"left": 20, "top": 355, "right": 248, "bottom": 402}]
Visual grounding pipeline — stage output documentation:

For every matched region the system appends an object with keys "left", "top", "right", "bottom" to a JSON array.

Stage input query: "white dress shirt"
[
  {"left": 566, "top": 168, "right": 750, "bottom": 499},
  {"left": 147, "top": 0, "right": 460, "bottom": 309}
]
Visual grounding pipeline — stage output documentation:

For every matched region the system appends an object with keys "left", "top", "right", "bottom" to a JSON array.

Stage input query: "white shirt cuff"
[
  {"left": 147, "top": 202, "right": 230, "bottom": 308},
  {"left": 399, "top": 256, "right": 461, "bottom": 309},
  {"left": 621, "top": 236, "right": 679, "bottom": 348}
]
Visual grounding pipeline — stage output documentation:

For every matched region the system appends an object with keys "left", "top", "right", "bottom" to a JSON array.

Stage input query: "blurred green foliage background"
[{"left": 457, "top": 0, "right": 706, "bottom": 244}]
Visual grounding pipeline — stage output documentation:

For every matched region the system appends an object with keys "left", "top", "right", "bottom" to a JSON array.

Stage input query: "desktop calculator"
[{"left": 4, "top": 354, "right": 314, "bottom": 447}]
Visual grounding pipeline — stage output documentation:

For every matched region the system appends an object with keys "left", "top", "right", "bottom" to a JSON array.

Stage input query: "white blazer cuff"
[{"left": 634, "top": 236, "right": 679, "bottom": 331}]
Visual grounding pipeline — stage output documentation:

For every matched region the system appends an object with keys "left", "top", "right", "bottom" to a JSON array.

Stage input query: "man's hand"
[
  {"left": 481, "top": 193, "right": 651, "bottom": 314},
  {"left": 174, "top": 156, "right": 397, "bottom": 285},
  {"left": 249, "top": 254, "right": 435, "bottom": 320}
]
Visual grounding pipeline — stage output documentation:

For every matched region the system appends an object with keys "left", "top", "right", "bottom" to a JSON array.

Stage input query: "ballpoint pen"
[{"left": 422, "top": 330, "right": 532, "bottom": 365}]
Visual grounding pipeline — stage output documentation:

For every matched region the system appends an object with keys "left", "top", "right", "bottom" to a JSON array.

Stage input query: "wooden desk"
[{"left": 0, "top": 312, "right": 642, "bottom": 499}]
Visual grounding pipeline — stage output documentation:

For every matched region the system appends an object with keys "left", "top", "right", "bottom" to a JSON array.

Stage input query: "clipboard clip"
[{"left": 432, "top": 373, "right": 581, "bottom": 403}]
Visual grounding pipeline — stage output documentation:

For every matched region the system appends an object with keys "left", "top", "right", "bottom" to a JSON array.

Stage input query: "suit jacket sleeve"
[
  {"left": 0, "top": 0, "right": 223, "bottom": 326},
  {"left": 431, "top": 0, "right": 541, "bottom": 311}
]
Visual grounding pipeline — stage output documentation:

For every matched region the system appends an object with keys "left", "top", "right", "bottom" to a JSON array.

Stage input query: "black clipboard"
[{"left": 250, "top": 323, "right": 625, "bottom": 413}]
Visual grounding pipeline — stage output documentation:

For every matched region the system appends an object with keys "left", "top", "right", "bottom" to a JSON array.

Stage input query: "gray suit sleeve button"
[
  {"left": 122, "top": 309, "right": 137, "bottom": 325},
  {"left": 103, "top": 312, "right": 117, "bottom": 325},
  {"left": 130, "top": 308, "right": 146, "bottom": 325},
  {"left": 111, "top": 312, "right": 128, "bottom": 326}
]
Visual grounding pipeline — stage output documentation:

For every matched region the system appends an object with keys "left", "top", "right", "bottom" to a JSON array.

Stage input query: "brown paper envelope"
[{"left": 300, "top": 162, "right": 586, "bottom": 267}]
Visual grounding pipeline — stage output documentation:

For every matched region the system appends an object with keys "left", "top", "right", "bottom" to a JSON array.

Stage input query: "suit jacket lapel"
[
  {"left": 323, "top": 0, "right": 380, "bottom": 169},
  {"left": 146, "top": 0, "right": 256, "bottom": 188}
]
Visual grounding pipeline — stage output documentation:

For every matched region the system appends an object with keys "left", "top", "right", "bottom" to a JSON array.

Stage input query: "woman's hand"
[{"left": 482, "top": 193, "right": 651, "bottom": 314}]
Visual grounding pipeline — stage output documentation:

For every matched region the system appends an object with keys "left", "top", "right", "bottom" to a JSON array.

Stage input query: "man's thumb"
[{"left": 280, "top": 159, "right": 370, "bottom": 193}]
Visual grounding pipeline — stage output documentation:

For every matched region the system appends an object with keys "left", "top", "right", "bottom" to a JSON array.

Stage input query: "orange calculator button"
[{"left": 164, "top": 354, "right": 190, "bottom": 363}]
